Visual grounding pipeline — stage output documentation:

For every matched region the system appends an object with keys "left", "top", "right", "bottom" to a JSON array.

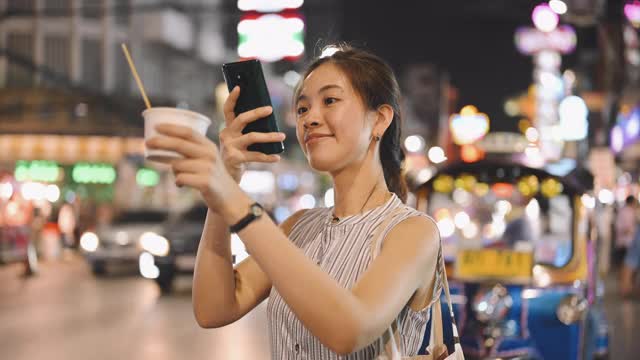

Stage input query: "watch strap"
[{"left": 229, "top": 202, "right": 263, "bottom": 233}]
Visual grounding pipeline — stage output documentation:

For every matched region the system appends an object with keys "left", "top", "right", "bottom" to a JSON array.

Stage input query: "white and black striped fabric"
[{"left": 267, "top": 194, "right": 443, "bottom": 359}]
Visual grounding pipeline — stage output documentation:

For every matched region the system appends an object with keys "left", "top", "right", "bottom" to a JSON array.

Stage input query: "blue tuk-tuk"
[{"left": 414, "top": 160, "right": 609, "bottom": 359}]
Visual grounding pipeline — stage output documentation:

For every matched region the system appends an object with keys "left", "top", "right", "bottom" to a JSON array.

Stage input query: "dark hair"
[
  {"left": 626, "top": 195, "right": 637, "bottom": 206},
  {"left": 294, "top": 45, "right": 408, "bottom": 203}
]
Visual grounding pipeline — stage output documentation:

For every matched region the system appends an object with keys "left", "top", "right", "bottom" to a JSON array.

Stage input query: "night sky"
[{"left": 339, "top": 1, "right": 546, "bottom": 132}]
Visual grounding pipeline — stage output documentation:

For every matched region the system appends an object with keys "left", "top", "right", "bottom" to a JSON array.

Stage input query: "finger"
[
  {"left": 223, "top": 86, "right": 240, "bottom": 126},
  {"left": 228, "top": 106, "right": 273, "bottom": 133},
  {"left": 146, "top": 135, "right": 213, "bottom": 159},
  {"left": 170, "top": 159, "right": 211, "bottom": 175},
  {"left": 233, "top": 132, "right": 286, "bottom": 150},
  {"left": 155, "top": 124, "right": 209, "bottom": 144},
  {"left": 241, "top": 151, "right": 281, "bottom": 163},
  {"left": 174, "top": 173, "right": 208, "bottom": 191}
]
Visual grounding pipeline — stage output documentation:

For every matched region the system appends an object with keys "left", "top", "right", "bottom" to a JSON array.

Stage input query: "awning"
[{"left": 0, "top": 135, "right": 145, "bottom": 164}]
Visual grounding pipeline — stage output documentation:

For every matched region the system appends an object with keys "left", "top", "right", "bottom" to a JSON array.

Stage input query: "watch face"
[{"left": 251, "top": 204, "right": 264, "bottom": 217}]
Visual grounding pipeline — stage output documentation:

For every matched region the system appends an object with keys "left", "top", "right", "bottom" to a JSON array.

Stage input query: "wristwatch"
[{"left": 229, "top": 202, "right": 264, "bottom": 233}]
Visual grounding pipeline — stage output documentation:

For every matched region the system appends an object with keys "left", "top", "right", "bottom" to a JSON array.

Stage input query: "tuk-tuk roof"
[{"left": 415, "top": 160, "right": 593, "bottom": 196}]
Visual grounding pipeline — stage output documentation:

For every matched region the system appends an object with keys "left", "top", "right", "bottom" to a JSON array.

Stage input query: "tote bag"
[{"left": 370, "top": 208, "right": 465, "bottom": 360}]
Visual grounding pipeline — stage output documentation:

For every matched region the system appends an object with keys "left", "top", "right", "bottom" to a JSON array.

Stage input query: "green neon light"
[
  {"left": 14, "top": 160, "right": 60, "bottom": 182},
  {"left": 72, "top": 163, "right": 116, "bottom": 184},
  {"left": 136, "top": 168, "right": 159, "bottom": 187}
]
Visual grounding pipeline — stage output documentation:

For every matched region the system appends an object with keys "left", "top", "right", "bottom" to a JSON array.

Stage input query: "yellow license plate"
[{"left": 455, "top": 249, "right": 533, "bottom": 279}]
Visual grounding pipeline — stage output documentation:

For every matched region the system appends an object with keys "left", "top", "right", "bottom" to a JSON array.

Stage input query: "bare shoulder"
[
  {"left": 278, "top": 209, "right": 310, "bottom": 236},
  {"left": 384, "top": 214, "right": 439, "bottom": 258}
]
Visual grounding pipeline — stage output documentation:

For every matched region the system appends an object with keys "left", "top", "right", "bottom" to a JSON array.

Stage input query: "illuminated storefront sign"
[
  {"left": 136, "top": 168, "right": 160, "bottom": 187},
  {"left": 611, "top": 105, "right": 640, "bottom": 153},
  {"left": 72, "top": 163, "right": 117, "bottom": 184},
  {"left": 238, "top": 13, "right": 305, "bottom": 61},
  {"left": 14, "top": 160, "right": 61, "bottom": 183},
  {"left": 237, "top": 0, "right": 303, "bottom": 12},
  {"left": 0, "top": 135, "right": 144, "bottom": 164},
  {"left": 558, "top": 95, "right": 589, "bottom": 141},
  {"left": 449, "top": 105, "right": 490, "bottom": 145},
  {"left": 515, "top": 25, "right": 577, "bottom": 55}
]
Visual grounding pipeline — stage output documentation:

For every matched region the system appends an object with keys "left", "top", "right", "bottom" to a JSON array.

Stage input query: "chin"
[{"left": 306, "top": 153, "right": 342, "bottom": 173}]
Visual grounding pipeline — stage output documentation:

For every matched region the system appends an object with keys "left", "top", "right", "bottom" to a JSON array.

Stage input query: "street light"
[
  {"left": 404, "top": 135, "right": 426, "bottom": 153},
  {"left": 428, "top": 146, "right": 447, "bottom": 164}
]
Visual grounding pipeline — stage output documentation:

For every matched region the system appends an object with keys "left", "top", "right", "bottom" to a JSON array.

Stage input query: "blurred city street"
[
  {"left": 2, "top": 1, "right": 640, "bottom": 359},
  {"left": 0, "top": 256, "right": 270, "bottom": 360},
  {"left": 1, "top": 255, "right": 640, "bottom": 359}
]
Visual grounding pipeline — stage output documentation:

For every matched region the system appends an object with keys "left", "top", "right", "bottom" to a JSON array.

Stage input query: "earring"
[{"left": 373, "top": 135, "right": 381, "bottom": 141}]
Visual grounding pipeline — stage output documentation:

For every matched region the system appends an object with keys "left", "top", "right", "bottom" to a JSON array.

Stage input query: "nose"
[
  {"left": 302, "top": 105, "right": 322, "bottom": 130},
  {"left": 303, "top": 119, "right": 320, "bottom": 129},
  {"left": 303, "top": 111, "right": 321, "bottom": 129}
]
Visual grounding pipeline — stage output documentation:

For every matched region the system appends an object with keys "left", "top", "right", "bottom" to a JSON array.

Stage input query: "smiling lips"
[{"left": 304, "top": 133, "right": 333, "bottom": 144}]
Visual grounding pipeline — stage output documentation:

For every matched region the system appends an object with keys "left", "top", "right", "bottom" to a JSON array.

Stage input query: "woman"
[{"left": 146, "top": 46, "right": 442, "bottom": 358}]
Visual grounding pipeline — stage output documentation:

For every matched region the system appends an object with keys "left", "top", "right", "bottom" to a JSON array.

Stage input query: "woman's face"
[{"left": 295, "top": 63, "right": 375, "bottom": 173}]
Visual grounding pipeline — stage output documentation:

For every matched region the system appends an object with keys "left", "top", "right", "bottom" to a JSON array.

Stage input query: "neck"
[{"left": 330, "top": 161, "right": 390, "bottom": 219}]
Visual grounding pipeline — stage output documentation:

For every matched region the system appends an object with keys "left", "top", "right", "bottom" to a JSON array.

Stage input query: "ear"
[{"left": 372, "top": 104, "right": 394, "bottom": 137}]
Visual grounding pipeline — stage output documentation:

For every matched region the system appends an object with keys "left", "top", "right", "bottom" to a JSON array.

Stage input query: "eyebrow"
[{"left": 296, "top": 84, "right": 344, "bottom": 104}]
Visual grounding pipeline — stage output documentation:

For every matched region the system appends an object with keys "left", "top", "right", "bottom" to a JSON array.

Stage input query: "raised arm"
[
  {"left": 220, "top": 191, "right": 440, "bottom": 355},
  {"left": 192, "top": 208, "right": 307, "bottom": 328}
]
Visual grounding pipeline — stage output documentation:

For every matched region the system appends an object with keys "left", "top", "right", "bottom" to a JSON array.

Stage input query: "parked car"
[
  {"left": 138, "top": 205, "right": 209, "bottom": 292},
  {"left": 413, "top": 160, "right": 609, "bottom": 360},
  {"left": 0, "top": 225, "right": 38, "bottom": 275},
  {"left": 80, "top": 209, "right": 169, "bottom": 276},
  {"left": 0, "top": 203, "right": 42, "bottom": 276}
]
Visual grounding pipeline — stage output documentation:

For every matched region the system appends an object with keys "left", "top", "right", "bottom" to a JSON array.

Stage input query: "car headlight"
[
  {"left": 80, "top": 232, "right": 99, "bottom": 252},
  {"left": 139, "top": 232, "right": 170, "bottom": 257},
  {"left": 556, "top": 294, "right": 587, "bottom": 325}
]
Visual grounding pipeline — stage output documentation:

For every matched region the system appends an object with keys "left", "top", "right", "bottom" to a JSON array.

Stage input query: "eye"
[
  {"left": 296, "top": 106, "right": 308, "bottom": 115},
  {"left": 324, "top": 97, "right": 338, "bottom": 105}
]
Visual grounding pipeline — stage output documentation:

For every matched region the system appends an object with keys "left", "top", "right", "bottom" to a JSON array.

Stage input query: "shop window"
[
  {"left": 42, "top": 0, "right": 71, "bottom": 17},
  {"left": 113, "top": 0, "right": 130, "bottom": 26},
  {"left": 81, "top": 38, "right": 103, "bottom": 91},
  {"left": 112, "top": 43, "right": 130, "bottom": 94},
  {"left": 6, "top": 33, "right": 34, "bottom": 88},
  {"left": 43, "top": 36, "right": 71, "bottom": 86},
  {"left": 82, "top": 0, "right": 103, "bottom": 19},
  {"left": 7, "top": 0, "right": 35, "bottom": 15}
]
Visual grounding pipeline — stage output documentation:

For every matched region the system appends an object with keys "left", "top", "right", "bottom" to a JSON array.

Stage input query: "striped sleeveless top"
[{"left": 267, "top": 193, "right": 443, "bottom": 359}]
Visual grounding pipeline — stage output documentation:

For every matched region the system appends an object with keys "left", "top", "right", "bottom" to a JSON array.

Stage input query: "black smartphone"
[{"left": 222, "top": 59, "right": 284, "bottom": 155}]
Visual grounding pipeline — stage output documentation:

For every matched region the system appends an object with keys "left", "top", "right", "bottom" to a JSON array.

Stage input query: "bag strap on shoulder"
[{"left": 369, "top": 208, "right": 461, "bottom": 357}]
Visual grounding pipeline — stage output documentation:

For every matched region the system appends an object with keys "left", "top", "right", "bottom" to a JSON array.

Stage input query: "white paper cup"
[{"left": 143, "top": 107, "right": 212, "bottom": 163}]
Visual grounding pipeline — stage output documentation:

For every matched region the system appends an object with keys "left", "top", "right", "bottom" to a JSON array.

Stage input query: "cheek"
[{"left": 295, "top": 124, "right": 306, "bottom": 153}]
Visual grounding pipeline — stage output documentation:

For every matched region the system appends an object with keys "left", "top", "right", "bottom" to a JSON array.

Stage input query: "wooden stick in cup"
[{"left": 121, "top": 43, "right": 152, "bottom": 109}]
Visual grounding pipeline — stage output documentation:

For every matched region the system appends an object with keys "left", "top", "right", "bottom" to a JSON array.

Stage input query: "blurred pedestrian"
[
  {"left": 24, "top": 206, "right": 45, "bottom": 276},
  {"left": 615, "top": 196, "right": 638, "bottom": 268},
  {"left": 57, "top": 202, "right": 77, "bottom": 259},
  {"left": 146, "top": 45, "right": 445, "bottom": 358},
  {"left": 620, "top": 224, "right": 640, "bottom": 297}
]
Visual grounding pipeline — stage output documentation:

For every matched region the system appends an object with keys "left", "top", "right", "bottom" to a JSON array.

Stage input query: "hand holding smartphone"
[{"left": 222, "top": 60, "right": 285, "bottom": 155}]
